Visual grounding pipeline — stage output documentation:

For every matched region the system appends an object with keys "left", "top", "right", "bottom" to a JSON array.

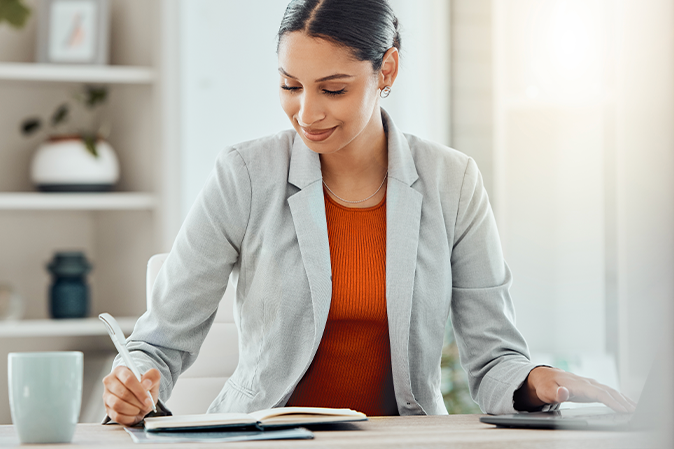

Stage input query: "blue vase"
[{"left": 47, "top": 252, "right": 92, "bottom": 319}]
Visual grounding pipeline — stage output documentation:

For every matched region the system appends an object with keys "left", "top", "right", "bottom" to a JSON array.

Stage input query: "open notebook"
[{"left": 144, "top": 407, "right": 368, "bottom": 432}]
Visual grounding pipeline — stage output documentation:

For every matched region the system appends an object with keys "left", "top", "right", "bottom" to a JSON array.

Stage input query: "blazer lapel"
[
  {"left": 383, "top": 109, "right": 426, "bottom": 414},
  {"left": 287, "top": 136, "right": 333, "bottom": 353}
]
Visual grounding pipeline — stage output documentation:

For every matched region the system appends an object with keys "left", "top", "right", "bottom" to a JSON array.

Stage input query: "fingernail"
[
  {"left": 145, "top": 398, "right": 153, "bottom": 407},
  {"left": 142, "top": 379, "right": 152, "bottom": 389}
]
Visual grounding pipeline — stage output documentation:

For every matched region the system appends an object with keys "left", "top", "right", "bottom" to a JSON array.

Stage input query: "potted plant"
[
  {"left": 0, "top": 0, "right": 31, "bottom": 29},
  {"left": 21, "top": 85, "right": 120, "bottom": 192}
]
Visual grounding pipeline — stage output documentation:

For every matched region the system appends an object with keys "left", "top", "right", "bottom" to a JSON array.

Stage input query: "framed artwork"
[{"left": 36, "top": 0, "right": 110, "bottom": 64}]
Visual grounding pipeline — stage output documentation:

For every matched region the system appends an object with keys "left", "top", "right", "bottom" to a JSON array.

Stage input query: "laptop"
[{"left": 480, "top": 361, "right": 667, "bottom": 430}]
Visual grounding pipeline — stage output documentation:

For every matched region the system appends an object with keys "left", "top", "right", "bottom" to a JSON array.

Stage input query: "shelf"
[
  {"left": 0, "top": 192, "right": 156, "bottom": 211},
  {"left": 0, "top": 62, "right": 155, "bottom": 84},
  {"left": 0, "top": 316, "right": 137, "bottom": 338}
]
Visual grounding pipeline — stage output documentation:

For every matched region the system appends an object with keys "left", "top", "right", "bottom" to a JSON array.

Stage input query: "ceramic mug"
[{"left": 8, "top": 351, "right": 83, "bottom": 444}]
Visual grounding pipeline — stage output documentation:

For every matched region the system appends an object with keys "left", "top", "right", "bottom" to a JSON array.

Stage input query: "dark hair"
[{"left": 277, "top": 0, "right": 401, "bottom": 71}]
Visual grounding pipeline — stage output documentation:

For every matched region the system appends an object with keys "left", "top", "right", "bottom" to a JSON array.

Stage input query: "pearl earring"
[{"left": 380, "top": 86, "right": 392, "bottom": 98}]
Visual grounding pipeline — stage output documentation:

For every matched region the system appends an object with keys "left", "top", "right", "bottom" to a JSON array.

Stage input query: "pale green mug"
[{"left": 8, "top": 351, "right": 83, "bottom": 444}]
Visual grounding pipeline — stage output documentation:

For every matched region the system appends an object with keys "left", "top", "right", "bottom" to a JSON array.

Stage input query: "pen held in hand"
[{"left": 99, "top": 313, "right": 157, "bottom": 413}]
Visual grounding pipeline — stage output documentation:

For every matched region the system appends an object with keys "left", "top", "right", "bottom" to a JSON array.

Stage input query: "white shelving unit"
[
  {"left": 0, "top": 192, "right": 156, "bottom": 210},
  {"left": 0, "top": 0, "right": 177, "bottom": 424},
  {"left": 0, "top": 62, "right": 155, "bottom": 84},
  {"left": 0, "top": 317, "right": 137, "bottom": 338},
  {"left": 0, "top": 3, "right": 167, "bottom": 320}
]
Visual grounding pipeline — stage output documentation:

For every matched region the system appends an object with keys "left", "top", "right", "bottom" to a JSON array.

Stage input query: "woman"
[{"left": 103, "top": 0, "right": 635, "bottom": 426}]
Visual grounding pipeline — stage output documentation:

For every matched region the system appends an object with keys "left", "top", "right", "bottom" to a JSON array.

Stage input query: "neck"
[{"left": 319, "top": 109, "right": 388, "bottom": 186}]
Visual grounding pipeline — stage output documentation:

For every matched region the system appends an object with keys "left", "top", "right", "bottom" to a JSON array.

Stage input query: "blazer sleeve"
[
  {"left": 449, "top": 157, "right": 537, "bottom": 415},
  {"left": 112, "top": 147, "right": 252, "bottom": 403}
]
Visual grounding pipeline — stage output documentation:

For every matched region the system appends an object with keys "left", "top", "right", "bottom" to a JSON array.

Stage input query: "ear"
[{"left": 379, "top": 47, "right": 399, "bottom": 89}]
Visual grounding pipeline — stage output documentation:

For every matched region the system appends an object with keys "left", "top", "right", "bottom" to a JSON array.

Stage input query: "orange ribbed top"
[{"left": 286, "top": 189, "right": 398, "bottom": 416}]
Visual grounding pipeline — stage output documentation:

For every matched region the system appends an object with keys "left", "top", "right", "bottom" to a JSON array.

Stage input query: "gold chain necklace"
[{"left": 322, "top": 171, "right": 388, "bottom": 204}]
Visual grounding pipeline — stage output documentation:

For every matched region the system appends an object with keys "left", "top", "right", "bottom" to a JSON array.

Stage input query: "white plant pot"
[{"left": 30, "top": 137, "right": 120, "bottom": 192}]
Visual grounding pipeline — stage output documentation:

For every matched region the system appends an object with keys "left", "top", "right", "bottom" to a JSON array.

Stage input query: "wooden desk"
[{"left": 0, "top": 415, "right": 652, "bottom": 448}]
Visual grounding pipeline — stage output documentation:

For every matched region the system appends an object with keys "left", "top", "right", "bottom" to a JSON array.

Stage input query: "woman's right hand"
[{"left": 102, "top": 366, "right": 160, "bottom": 426}]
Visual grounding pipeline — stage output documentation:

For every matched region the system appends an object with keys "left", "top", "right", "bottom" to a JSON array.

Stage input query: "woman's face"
[{"left": 277, "top": 32, "right": 383, "bottom": 155}]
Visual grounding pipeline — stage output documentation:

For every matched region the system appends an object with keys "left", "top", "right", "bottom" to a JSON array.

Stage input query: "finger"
[
  {"left": 141, "top": 369, "right": 161, "bottom": 403},
  {"left": 588, "top": 387, "right": 629, "bottom": 413},
  {"left": 104, "top": 375, "right": 147, "bottom": 411},
  {"left": 114, "top": 366, "right": 154, "bottom": 411},
  {"left": 603, "top": 388, "right": 632, "bottom": 413},
  {"left": 616, "top": 391, "right": 638, "bottom": 409},
  {"left": 107, "top": 409, "right": 143, "bottom": 427},
  {"left": 534, "top": 379, "right": 565, "bottom": 404},
  {"left": 103, "top": 394, "right": 142, "bottom": 426},
  {"left": 126, "top": 412, "right": 147, "bottom": 427},
  {"left": 607, "top": 387, "right": 636, "bottom": 413},
  {"left": 103, "top": 390, "right": 143, "bottom": 416},
  {"left": 555, "top": 386, "right": 570, "bottom": 403},
  {"left": 589, "top": 380, "right": 635, "bottom": 413}
]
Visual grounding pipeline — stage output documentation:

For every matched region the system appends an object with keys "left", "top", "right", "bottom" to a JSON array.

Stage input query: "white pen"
[{"left": 99, "top": 313, "right": 157, "bottom": 413}]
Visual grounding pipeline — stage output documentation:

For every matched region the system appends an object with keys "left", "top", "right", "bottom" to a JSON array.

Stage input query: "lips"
[{"left": 301, "top": 126, "right": 337, "bottom": 142}]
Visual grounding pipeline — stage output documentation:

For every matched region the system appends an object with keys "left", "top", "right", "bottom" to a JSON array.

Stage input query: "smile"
[{"left": 301, "top": 126, "right": 337, "bottom": 142}]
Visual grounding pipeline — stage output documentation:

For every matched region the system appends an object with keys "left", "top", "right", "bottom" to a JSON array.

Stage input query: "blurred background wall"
[
  {"left": 490, "top": 0, "right": 673, "bottom": 401},
  {"left": 452, "top": 0, "right": 674, "bottom": 397}
]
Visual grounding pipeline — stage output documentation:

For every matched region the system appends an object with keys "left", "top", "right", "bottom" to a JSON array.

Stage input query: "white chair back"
[{"left": 146, "top": 254, "right": 239, "bottom": 414}]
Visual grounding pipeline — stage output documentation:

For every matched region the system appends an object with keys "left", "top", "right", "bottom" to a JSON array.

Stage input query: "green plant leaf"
[
  {"left": 20, "top": 117, "right": 41, "bottom": 136},
  {"left": 0, "top": 0, "right": 31, "bottom": 29},
  {"left": 441, "top": 322, "right": 482, "bottom": 414},
  {"left": 51, "top": 104, "right": 69, "bottom": 126},
  {"left": 82, "top": 135, "right": 99, "bottom": 158},
  {"left": 84, "top": 86, "right": 108, "bottom": 109}
]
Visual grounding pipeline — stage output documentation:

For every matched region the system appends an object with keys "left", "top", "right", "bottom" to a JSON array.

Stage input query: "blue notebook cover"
[{"left": 125, "top": 427, "right": 314, "bottom": 444}]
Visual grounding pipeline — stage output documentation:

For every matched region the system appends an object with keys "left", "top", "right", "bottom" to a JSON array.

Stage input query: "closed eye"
[
  {"left": 280, "top": 85, "right": 346, "bottom": 97},
  {"left": 323, "top": 88, "right": 346, "bottom": 96}
]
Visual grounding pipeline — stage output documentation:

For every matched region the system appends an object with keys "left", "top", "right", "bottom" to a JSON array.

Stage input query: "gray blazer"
[{"left": 124, "top": 109, "right": 537, "bottom": 416}]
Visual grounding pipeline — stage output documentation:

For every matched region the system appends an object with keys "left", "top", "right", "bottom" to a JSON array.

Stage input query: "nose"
[{"left": 297, "top": 91, "right": 325, "bottom": 127}]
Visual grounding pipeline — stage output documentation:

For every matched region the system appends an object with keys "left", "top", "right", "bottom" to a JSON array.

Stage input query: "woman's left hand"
[{"left": 514, "top": 366, "right": 637, "bottom": 413}]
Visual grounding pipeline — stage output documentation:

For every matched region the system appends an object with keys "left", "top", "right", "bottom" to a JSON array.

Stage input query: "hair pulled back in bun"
[{"left": 277, "top": 0, "right": 402, "bottom": 71}]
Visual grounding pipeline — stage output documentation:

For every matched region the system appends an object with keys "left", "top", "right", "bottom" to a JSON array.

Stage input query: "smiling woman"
[
  {"left": 275, "top": 0, "right": 400, "bottom": 207},
  {"left": 277, "top": 32, "right": 394, "bottom": 207},
  {"left": 101, "top": 0, "right": 635, "bottom": 427}
]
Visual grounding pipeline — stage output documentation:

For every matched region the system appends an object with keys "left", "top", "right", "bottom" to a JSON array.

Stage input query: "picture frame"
[{"left": 36, "top": 0, "right": 110, "bottom": 65}]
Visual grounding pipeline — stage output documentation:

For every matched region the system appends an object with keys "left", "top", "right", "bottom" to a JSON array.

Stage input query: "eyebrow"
[{"left": 278, "top": 68, "right": 354, "bottom": 83}]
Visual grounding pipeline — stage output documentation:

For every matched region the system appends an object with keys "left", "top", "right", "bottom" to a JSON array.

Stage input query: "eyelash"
[{"left": 280, "top": 85, "right": 346, "bottom": 97}]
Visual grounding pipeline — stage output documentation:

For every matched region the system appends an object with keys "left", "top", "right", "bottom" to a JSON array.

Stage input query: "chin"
[
  {"left": 296, "top": 129, "right": 345, "bottom": 155},
  {"left": 302, "top": 140, "right": 340, "bottom": 155}
]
